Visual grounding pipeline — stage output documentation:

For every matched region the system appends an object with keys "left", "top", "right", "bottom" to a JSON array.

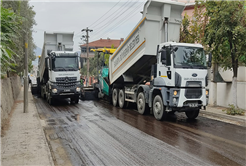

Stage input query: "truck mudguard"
[
  {"left": 148, "top": 87, "right": 169, "bottom": 108},
  {"left": 153, "top": 77, "right": 166, "bottom": 87},
  {"left": 137, "top": 85, "right": 150, "bottom": 103}
]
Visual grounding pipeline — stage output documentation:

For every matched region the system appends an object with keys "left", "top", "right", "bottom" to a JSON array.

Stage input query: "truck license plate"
[
  {"left": 64, "top": 89, "right": 70, "bottom": 92},
  {"left": 189, "top": 103, "right": 198, "bottom": 107}
]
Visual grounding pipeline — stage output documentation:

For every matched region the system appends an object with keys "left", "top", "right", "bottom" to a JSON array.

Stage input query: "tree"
[
  {"left": 2, "top": 1, "right": 36, "bottom": 76},
  {"left": 180, "top": 13, "right": 198, "bottom": 43},
  {"left": 0, "top": 6, "right": 21, "bottom": 77},
  {"left": 80, "top": 55, "right": 100, "bottom": 76},
  {"left": 202, "top": 1, "right": 246, "bottom": 106},
  {"left": 80, "top": 45, "right": 116, "bottom": 76}
]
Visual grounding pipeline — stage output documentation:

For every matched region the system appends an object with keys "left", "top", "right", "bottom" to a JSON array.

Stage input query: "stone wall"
[{"left": 1, "top": 76, "right": 21, "bottom": 127}]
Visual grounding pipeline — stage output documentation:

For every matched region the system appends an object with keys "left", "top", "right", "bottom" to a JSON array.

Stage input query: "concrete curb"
[{"left": 200, "top": 110, "right": 246, "bottom": 127}]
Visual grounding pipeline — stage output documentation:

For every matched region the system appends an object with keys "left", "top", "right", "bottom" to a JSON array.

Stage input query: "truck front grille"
[
  {"left": 185, "top": 89, "right": 202, "bottom": 99},
  {"left": 56, "top": 83, "right": 77, "bottom": 89},
  {"left": 56, "top": 77, "right": 77, "bottom": 82},
  {"left": 55, "top": 77, "right": 78, "bottom": 88}
]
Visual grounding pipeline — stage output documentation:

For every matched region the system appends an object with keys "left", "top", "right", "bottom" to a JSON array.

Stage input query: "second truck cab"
[
  {"left": 150, "top": 42, "right": 210, "bottom": 120},
  {"left": 44, "top": 51, "right": 81, "bottom": 103}
]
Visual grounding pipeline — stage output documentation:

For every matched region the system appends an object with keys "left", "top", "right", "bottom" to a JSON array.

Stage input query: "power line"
[
  {"left": 91, "top": 0, "right": 139, "bottom": 39},
  {"left": 75, "top": 31, "right": 84, "bottom": 37},
  {"left": 101, "top": 1, "right": 145, "bottom": 38},
  {"left": 91, "top": 1, "right": 144, "bottom": 41},
  {"left": 73, "top": 0, "right": 134, "bottom": 39},
  {"left": 93, "top": 0, "right": 134, "bottom": 31},
  {"left": 96, "top": 1, "right": 143, "bottom": 39},
  {"left": 91, "top": 0, "right": 131, "bottom": 30},
  {"left": 88, "top": 0, "right": 122, "bottom": 28}
]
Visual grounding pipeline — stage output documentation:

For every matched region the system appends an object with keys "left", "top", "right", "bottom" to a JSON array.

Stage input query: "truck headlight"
[
  {"left": 52, "top": 88, "right": 57, "bottom": 93},
  {"left": 206, "top": 90, "right": 209, "bottom": 96},
  {"left": 76, "top": 87, "right": 81, "bottom": 92}
]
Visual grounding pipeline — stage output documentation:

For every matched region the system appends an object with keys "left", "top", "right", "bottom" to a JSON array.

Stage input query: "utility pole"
[
  {"left": 81, "top": 27, "right": 93, "bottom": 86},
  {"left": 24, "top": 33, "right": 28, "bottom": 113}
]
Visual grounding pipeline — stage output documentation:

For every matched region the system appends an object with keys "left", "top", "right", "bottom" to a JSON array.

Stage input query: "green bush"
[{"left": 222, "top": 104, "right": 245, "bottom": 116}]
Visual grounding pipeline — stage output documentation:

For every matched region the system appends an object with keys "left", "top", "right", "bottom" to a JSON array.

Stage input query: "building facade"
[
  {"left": 80, "top": 38, "right": 124, "bottom": 63},
  {"left": 80, "top": 38, "right": 124, "bottom": 86}
]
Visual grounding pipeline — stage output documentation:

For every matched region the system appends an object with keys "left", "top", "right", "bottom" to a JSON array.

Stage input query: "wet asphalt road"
[{"left": 34, "top": 93, "right": 246, "bottom": 166}]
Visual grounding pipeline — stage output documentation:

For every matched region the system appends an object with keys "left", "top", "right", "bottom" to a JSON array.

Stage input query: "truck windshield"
[
  {"left": 173, "top": 46, "right": 206, "bottom": 69},
  {"left": 52, "top": 57, "right": 78, "bottom": 71}
]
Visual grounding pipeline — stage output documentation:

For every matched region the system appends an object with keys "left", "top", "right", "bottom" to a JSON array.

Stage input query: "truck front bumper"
[
  {"left": 49, "top": 84, "right": 81, "bottom": 98},
  {"left": 166, "top": 88, "right": 209, "bottom": 111}
]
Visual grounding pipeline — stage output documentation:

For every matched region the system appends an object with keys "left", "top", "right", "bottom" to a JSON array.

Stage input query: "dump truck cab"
[{"left": 148, "top": 42, "right": 209, "bottom": 120}]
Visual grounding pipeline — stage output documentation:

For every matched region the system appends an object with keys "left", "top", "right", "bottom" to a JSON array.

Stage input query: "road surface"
[{"left": 34, "top": 94, "right": 246, "bottom": 166}]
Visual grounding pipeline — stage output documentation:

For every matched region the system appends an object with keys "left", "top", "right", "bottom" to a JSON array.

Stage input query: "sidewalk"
[
  {"left": 200, "top": 106, "right": 246, "bottom": 127},
  {"left": 1, "top": 87, "right": 54, "bottom": 166}
]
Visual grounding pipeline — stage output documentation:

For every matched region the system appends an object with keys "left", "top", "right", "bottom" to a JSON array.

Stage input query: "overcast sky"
[{"left": 29, "top": 0, "right": 146, "bottom": 52}]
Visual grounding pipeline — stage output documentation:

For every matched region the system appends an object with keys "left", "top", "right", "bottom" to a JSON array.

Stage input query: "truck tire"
[
  {"left": 153, "top": 95, "right": 166, "bottom": 120},
  {"left": 41, "top": 87, "right": 46, "bottom": 99},
  {"left": 31, "top": 86, "right": 37, "bottom": 95},
  {"left": 37, "top": 77, "right": 41, "bottom": 95},
  {"left": 47, "top": 92, "right": 54, "bottom": 105},
  {"left": 118, "top": 89, "right": 125, "bottom": 108},
  {"left": 70, "top": 97, "right": 79, "bottom": 104},
  {"left": 112, "top": 88, "right": 118, "bottom": 107},
  {"left": 74, "top": 97, "right": 79, "bottom": 104},
  {"left": 94, "top": 88, "right": 99, "bottom": 99},
  {"left": 137, "top": 92, "right": 148, "bottom": 115},
  {"left": 185, "top": 109, "right": 200, "bottom": 119}
]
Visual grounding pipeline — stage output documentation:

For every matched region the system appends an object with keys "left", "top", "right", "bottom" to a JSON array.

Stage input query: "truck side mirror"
[
  {"left": 161, "top": 50, "right": 167, "bottom": 64},
  {"left": 47, "top": 50, "right": 52, "bottom": 56},
  {"left": 208, "top": 53, "right": 212, "bottom": 68}
]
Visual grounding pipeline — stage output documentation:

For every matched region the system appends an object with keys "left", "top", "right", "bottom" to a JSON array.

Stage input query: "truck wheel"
[
  {"left": 46, "top": 92, "right": 49, "bottom": 102},
  {"left": 153, "top": 95, "right": 166, "bottom": 120},
  {"left": 70, "top": 97, "right": 77, "bottom": 104},
  {"left": 112, "top": 88, "right": 118, "bottom": 107},
  {"left": 185, "top": 109, "right": 200, "bottom": 119},
  {"left": 118, "top": 89, "right": 125, "bottom": 108},
  {"left": 47, "top": 93, "right": 54, "bottom": 105},
  {"left": 94, "top": 88, "right": 99, "bottom": 99},
  {"left": 41, "top": 91, "right": 43, "bottom": 98},
  {"left": 37, "top": 77, "right": 41, "bottom": 95},
  {"left": 74, "top": 97, "right": 79, "bottom": 104},
  {"left": 41, "top": 89, "right": 45, "bottom": 99},
  {"left": 49, "top": 98, "right": 54, "bottom": 105},
  {"left": 137, "top": 92, "right": 148, "bottom": 115}
]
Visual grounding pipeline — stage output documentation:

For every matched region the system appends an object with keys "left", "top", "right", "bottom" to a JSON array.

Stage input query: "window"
[
  {"left": 81, "top": 47, "right": 86, "bottom": 53},
  {"left": 173, "top": 46, "right": 206, "bottom": 69},
  {"left": 166, "top": 47, "right": 171, "bottom": 66}
]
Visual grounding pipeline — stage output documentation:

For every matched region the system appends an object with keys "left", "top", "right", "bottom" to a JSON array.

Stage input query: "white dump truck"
[
  {"left": 36, "top": 32, "right": 82, "bottom": 105},
  {"left": 94, "top": 0, "right": 212, "bottom": 120}
]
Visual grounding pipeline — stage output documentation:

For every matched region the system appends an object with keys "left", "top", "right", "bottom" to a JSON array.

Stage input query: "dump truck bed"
[
  {"left": 38, "top": 32, "right": 74, "bottom": 82},
  {"left": 108, "top": 0, "right": 185, "bottom": 84}
]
